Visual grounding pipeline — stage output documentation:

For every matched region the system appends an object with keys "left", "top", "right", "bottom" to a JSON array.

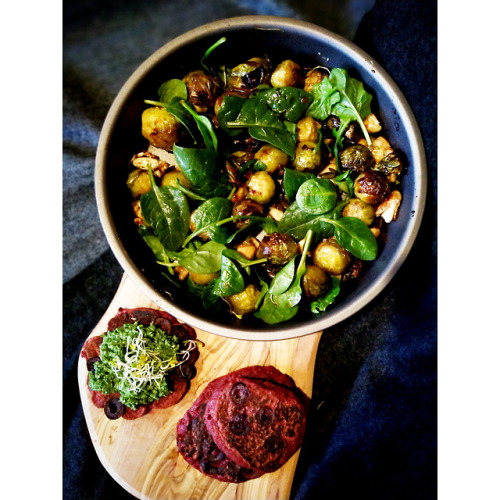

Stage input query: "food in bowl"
[{"left": 125, "top": 37, "right": 405, "bottom": 325}]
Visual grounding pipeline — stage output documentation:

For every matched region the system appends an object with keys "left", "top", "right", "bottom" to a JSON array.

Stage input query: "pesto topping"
[{"left": 88, "top": 321, "right": 196, "bottom": 409}]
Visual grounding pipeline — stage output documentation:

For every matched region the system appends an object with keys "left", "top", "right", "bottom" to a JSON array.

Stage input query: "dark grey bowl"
[{"left": 95, "top": 16, "right": 426, "bottom": 341}]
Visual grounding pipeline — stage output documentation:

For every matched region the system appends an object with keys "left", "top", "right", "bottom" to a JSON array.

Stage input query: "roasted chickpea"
[
  {"left": 296, "top": 117, "right": 321, "bottom": 143},
  {"left": 127, "top": 169, "right": 151, "bottom": 198},
  {"left": 226, "top": 284, "right": 261, "bottom": 316},
  {"left": 246, "top": 170, "right": 276, "bottom": 204},
  {"left": 293, "top": 141, "right": 322, "bottom": 172},
  {"left": 302, "top": 265, "right": 330, "bottom": 301},
  {"left": 354, "top": 170, "right": 391, "bottom": 205},
  {"left": 271, "top": 59, "right": 304, "bottom": 88},
  {"left": 232, "top": 199, "right": 265, "bottom": 229},
  {"left": 303, "top": 68, "right": 328, "bottom": 92},
  {"left": 256, "top": 233, "right": 299, "bottom": 266},
  {"left": 339, "top": 144, "right": 376, "bottom": 173},
  {"left": 182, "top": 70, "right": 219, "bottom": 113},
  {"left": 342, "top": 198, "right": 376, "bottom": 226},
  {"left": 161, "top": 170, "right": 191, "bottom": 189},
  {"left": 141, "top": 106, "right": 182, "bottom": 150},
  {"left": 313, "top": 238, "right": 351, "bottom": 275},
  {"left": 254, "top": 145, "right": 289, "bottom": 174},
  {"left": 189, "top": 271, "right": 219, "bottom": 285}
]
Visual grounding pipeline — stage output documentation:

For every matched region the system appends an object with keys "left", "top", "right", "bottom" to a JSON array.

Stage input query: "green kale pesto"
[{"left": 88, "top": 321, "right": 189, "bottom": 410}]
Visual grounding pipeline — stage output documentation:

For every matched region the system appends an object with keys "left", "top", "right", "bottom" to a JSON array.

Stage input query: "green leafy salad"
[
  {"left": 88, "top": 322, "right": 195, "bottom": 409},
  {"left": 126, "top": 38, "right": 404, "bottom": 325}
]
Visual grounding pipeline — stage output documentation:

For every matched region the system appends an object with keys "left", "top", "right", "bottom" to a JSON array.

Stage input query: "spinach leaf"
[
  {"left": 310, "top": 277, "right": 341, "bottom": 313},
  {"left": 282, "top": 168, "right": 316, "bottom": 202},
  {"left": 306, "top": 77, "right": 341, "bottom": 120},
  {"left": 138, "top": 224, "right": 170, "bottom": 263},
  {"left": 212, "top": 253, "right": 245, "bottom": 297},
  {"left": 329, "top": 68, "right": 373, "bottom": 145},
  {"left": 173, "top": 145, "right": 231, "bottom": 198},
  {"left": 259, "top": 87, "right": 314, "bottom": 122},
  {"left": 201, "top": 36, "right": 226, "bottom": 76},
  {"left": 191, "top": 197, "right": 232, "bottom": 244},
  {"left": 216, "top": 95, "right": 246, "bottom": 136},
  {"left": 223, "top": 94, "right": 296, "bottom": 157},
  {"left": 139, "top": 167, "right": 190, "bottom": 252},
  {"left": 180, "top": 100, "right": 218, "bottom": 151},
  {"left": 319, "top": 216, "right": 378, "bottom": 260},
  {"left": 249, "top": 126, "right": 296, "bottom": 158},
  {"left": 332, "top": 170, "right": 354, "bottom": 198},
  {"left": 253, "top": 293, "right": 299, "bottom": 324},
  {"left": 268, "top": 256, "right": 297, "bottom": 296},
  {"left": 278, "top": 201, "right": 338, "bottom": 240},
  {"left": 186, "top": 277, "right": 222, "bottom": 310},
  {"left": 177, "top": 240, "right": 226, "bottom": 274},
  {"left": 295, "top": 178, "right": 337, "bottom": 215},
  {"left": 158, "top": 79, "right": 188, "bottom": 103}
]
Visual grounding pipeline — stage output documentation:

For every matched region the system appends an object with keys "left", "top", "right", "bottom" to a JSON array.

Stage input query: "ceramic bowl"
[{"left": 95, "top": 16, "right": 427, "bottom": 340}]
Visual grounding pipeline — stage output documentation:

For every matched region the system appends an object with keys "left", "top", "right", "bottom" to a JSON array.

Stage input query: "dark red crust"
[{"left": 80, "top": 307, "right": 199, "bottom": 420}]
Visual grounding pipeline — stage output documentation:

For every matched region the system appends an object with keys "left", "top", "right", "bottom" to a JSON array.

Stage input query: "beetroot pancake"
[
  {"left": 177, "top": 378, "right": 264, "bottom": 483},
  {"left": 81, "top": 307, "right": 200, "bottom": 420},
  {"left": 204, "top": 376, "right": 307, "bottom": 473},
  {"left": 177, "top": 366, "right": 309, "bottom": 482}
]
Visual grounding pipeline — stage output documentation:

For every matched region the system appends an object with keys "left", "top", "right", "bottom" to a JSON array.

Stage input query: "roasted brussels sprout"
[
  {"left": 296, "top": 117, "right": 321, "bottom": 143},
  {"left": 313, "top": 237, "right": 351, "bottom": 275},
  {"left": 161, "top": 170, "right": 191, "bottom": 189},
  {"left": 246, "top": 170, "right": 276, "bottom": 204},
  {"left": 182, "top": 70, "right": 219, "bottom": 113},
  {"left": 256, "top": 233, "right": 299, "bottom": 266},
  {"left": 354, "top": 170, "right": 391, "bottom": 205},
  {"left": 232, "top": 199, "right": 265, "bottom": 229},
  {"left": 127, "top": 169, "right": 151, "bottom": 198},
  {"left": 227, "top": 57, "right": 271, "bottom": 91},
  {"left": 302, "top": 264, "right": 330, "bottom": 300},
  {"left": 293, "top": 141, "right": 322, "bottom": 172},
  {"left": 270, "top": 59, "right": 303, "bottom": 88},
  {"left": 342, "top": 198, "right": 376, "bottom": 226},
  {"left": 141, "top": 106, "right": 182, "bottom": 150},
  {"left": 254, "top": 145, "right": 289, "bottom": 174},
  {"left": 339, "top": 144, "right": 376, "bottom": 173},
  {"left": 226, "top": 284, "right": 261, "bottom": 316},
  {"left": 303, "top": 68, "right": 328, "bottom": 92}
]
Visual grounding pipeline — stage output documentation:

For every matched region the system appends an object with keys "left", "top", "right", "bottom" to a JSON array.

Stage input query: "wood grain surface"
[{"left": 78, "top": 274, "right": 322, "bottom": 500}]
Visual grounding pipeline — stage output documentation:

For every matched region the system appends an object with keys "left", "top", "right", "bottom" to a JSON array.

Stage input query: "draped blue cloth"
[{"left": 63, "top": 1, "right": 436, "bottom": 498}]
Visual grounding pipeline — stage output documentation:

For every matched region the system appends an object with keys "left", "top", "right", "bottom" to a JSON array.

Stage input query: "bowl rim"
[{"left": 95, "top": 15, "right": 427, "bottom": 341}]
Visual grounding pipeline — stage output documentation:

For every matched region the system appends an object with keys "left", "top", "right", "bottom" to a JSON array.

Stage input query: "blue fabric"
[{"left": 63, "top": 1, "right": 436, "bottom": 498}]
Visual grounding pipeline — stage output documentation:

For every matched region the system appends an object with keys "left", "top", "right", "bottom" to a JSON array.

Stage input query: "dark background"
[{"left": 63, "top": 1, "right": 437, "bottom": 498}]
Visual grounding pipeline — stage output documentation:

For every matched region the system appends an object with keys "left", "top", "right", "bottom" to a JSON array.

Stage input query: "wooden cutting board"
[{"left": 78, "top": 273, "right": 322, "bottom": 500}]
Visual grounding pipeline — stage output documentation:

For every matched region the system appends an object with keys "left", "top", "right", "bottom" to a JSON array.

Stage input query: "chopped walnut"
[
  {"left": 131, "top": 199, "right": 145, "bottom": 226},
  {"left": 376, "top": 190, "right": 402, "bottom": 223},
  {"left": 130, "top": 151, "right": 169, "bottom": 177},
  {"left": 363, "top": 113, "right": 382, "bottom": 134},
  {"left": 370, "top": 136, "right": 393, "bottom": 163}
]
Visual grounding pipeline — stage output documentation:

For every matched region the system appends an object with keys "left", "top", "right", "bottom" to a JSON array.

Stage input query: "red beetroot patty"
[
  {"left": 177, "top": 366, "right": 309, "bottom": 482},
  {"left": 177, "top": 377, "right": 263, "bottom": 483},
  {"left": 205, "top": 376, "right": 307, "bottom": 473},
  {"left": 81, "top": 307, "right": 199, "bottom": 420}
]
